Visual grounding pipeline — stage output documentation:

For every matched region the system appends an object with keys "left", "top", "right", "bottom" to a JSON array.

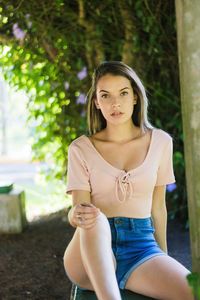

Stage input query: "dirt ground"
[{"left": 0, "top": 209, "right": 191, "bottom": 300}]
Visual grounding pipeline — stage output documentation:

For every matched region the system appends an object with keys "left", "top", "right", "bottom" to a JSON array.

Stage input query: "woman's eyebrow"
[
  {"left": 120, "top": 87, "right": 129, "bottom": 91},
  {"left": 99, "top": 89, "right": 109, "bottom": 93},
  {"left": 99, "top": 87, "right": 130, "bottom": 93}
]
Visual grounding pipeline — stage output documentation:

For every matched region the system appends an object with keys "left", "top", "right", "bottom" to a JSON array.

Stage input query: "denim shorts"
[
  {"left": 67, "top": 217, "right": 166, "bottom": 291},
  {"left": 108, "top": 217, "right": 166, "bottom": 289}
]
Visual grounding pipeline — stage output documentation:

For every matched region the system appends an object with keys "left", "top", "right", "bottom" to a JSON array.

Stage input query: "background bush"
[{"left": 0, "top": 0, "right": 187, "bottom": 222}]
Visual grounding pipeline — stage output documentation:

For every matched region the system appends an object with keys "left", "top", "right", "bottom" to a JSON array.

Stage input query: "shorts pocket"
[
  {"left": 135, "top": 226, "right": 155, "bottom": 235},
  {"left": 134, "top": 220, "right": 155, "bottom": 234}
]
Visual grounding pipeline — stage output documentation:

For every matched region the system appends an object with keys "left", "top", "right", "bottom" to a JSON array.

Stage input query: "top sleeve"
[
  {"left": 66, "top": 143, "right": 91, "bottom": 194},
  {"left": 155, "top": 137, "right": 176, "bottom": 186}
]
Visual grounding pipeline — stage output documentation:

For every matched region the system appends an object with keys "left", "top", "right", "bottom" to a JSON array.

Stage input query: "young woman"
[{"left": 63, "top": 61, "right": 193, "bottom": 300}]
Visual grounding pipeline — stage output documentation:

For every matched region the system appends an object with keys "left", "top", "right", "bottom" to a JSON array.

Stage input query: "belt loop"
[
  {"left": 130, "top": 218, "right": 135, "bottom": 230},
  {"left": 150, "top": 217, "right": 154, "bottom": 229},
  {"left": 107, "top": 217, "right": 114, "bottom": 227}
]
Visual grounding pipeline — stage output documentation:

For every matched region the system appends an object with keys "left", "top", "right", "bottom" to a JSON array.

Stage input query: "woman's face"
[{"left": 95, "top": 74, "right": 137, "bottom": 125}]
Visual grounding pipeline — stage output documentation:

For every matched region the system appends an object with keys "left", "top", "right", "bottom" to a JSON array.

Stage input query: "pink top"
[{"left": 66, "top": 128, "right": 176, "bottom": 217}]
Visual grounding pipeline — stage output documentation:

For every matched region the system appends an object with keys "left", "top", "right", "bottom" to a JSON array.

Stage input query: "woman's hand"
[{"left": 71, "top": 203, "right": 100, "bottom": 229}]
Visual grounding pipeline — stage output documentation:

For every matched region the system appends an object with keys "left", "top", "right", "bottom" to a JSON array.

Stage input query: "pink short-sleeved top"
[{"left": 66, "top": 128, "right": 176, "bottom": 217}]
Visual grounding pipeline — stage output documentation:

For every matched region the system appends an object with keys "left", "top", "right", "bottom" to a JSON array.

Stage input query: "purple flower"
[
  {"left": 64, "top": 81, "right": 70, "bottom": 90},
  {"left": 76, "top": 93, "right": 86, "bottom": 104},
  {"left": 77, "top": 67, "right": 87, "bottom": 80},
  {"left": 166, "top": 183, "right": 177, "bottom": 193},
  {"left": 12, "top": 23, "right": 26, "bottom": 41}
]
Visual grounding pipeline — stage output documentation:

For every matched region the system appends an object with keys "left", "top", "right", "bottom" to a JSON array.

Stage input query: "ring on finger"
[{"left": 78, "top": 216, "right": 83, "bottom": 225}]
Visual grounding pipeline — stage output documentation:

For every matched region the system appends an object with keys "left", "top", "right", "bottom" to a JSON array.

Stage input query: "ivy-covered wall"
[{"left": 0, "top": 0, "right": 187, "bottom": 221}]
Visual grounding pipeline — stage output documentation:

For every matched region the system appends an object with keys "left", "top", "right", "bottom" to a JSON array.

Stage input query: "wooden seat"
[{"left": 70, "top": 284, "right": 156, "bottom": 300}]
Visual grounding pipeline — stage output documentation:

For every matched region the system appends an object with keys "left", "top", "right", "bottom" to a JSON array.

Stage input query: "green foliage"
[
  {"left": 0, "top": 0, "right": 187, "bottom": 220},
  {"left": 187, "top": 273, "right": 200, "bottom": 299}
]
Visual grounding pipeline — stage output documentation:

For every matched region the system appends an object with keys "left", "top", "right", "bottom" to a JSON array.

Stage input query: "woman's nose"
[
  {"left": 112, "top": 102, "right": 120, "bottom": 108},
  {"left": 111, "top": 97, "right": 120, "bottom": 107}
]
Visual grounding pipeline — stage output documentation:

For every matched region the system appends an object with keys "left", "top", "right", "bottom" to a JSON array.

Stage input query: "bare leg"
[
  {"left": 80, "top": 212, "right": 121, "bottom": 300},
  {"left": 64, "top": 212, "right": 121, "bottom": 299},
  {"left": 125, "top": 255, "right": 194, "bottom": 300}
]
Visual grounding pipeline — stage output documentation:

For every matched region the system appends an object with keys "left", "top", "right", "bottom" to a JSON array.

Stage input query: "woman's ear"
[
  {"left": 94, "top": 99, "right": 100, "bottom": 109},
  {"left": 133, "top": 94, "right": 138, "bottom": 105}
]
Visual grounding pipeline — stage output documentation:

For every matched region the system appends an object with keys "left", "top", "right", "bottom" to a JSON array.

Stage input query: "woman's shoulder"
[
  {"left": 154, "top": 127, "right": 173, "bottom": 144},
  {"left": 68, "top": 135, "right": 87, "bottom": 149}
]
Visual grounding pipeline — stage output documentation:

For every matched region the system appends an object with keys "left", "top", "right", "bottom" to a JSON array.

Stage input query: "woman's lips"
[{"left": 111, "top": 111, "right": 124, "bottom": 117}]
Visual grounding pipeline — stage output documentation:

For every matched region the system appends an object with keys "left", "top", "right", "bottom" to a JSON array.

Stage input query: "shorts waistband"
[{"left": 107, "top": 217, "right": 153, "bottom": 229}]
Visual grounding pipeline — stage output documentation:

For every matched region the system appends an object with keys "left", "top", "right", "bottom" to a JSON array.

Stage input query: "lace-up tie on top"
[{"left": 116, "top": 171, "right": 133, "bottom": 202}]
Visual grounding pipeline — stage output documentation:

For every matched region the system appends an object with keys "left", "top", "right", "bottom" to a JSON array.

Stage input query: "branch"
[
  {"left": 78, "top": 0, "right": 91, "bottom": 29},
  {"left": 42, "top": 39, "right": 58, "bottom": 62},
  {"left": 118, "top": 0, "right": 136, "bottom": 65},
  {"left": 13, "top": 0, "right": 26, "bottom": 11},
  {"left": 77, "top": 0, "right": 104, "bottom": 68}
]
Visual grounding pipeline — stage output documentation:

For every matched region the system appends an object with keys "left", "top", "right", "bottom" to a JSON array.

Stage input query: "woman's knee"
[
  {"left": 82, "top": 211, "right": 110, "bottom": 232},
  {"left": 79, "top": 211, "right": 112, "bottom": 243},
  {"left": 96, "top": 211, "right": 110, "bottom": 224},
  {"left": 174, "top": 275, "right": 194, "bottom": 300}
]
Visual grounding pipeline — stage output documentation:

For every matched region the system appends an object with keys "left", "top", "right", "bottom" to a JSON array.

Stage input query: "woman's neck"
[{"left": 103, "top": 122, "right": 143, "bottom": 143}]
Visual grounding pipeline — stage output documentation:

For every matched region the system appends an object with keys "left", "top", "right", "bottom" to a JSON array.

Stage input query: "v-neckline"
[{"left": 83, "top": 128, "right": 156, "bottom": 174}]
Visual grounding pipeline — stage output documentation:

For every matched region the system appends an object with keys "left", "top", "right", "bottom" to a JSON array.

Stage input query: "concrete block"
[{"left": 0, "top": 189, "right": 27, "bottom": 233}]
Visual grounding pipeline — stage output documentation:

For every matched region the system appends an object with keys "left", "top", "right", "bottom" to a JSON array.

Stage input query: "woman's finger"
[
  {"left": 75, "top": 209, "right": 100, "bottom": 220},
  {"left": 78, "top": 212, "right": 99, "bottom": 219},
  {"left": 76, "top": 213, "right": 99, "bottom": 228},
  {"left": 78, "top": 208, "right": 99, "bottom": 215},
  {"left": 76, "top": 214, "right": 96, "bottom": 224}
]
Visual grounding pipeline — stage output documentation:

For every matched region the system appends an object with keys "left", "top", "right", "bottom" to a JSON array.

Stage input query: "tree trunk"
[
  {"left": 175, "top": 0, "right": 200, "bottom": 272},
  {"left": 118, "top": 0, "right": 143, "bottom": 72},
  {"left": 78, "top": 0, "right": 104, "bottom": 69}
]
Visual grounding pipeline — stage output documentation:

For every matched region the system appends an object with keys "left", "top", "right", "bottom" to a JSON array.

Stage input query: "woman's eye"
[
  {"left": 121, "top": 91, "right": 128, "bottom": 96},
  {"left": 101, "top": 94, "right": 109, "bottom": 99}
]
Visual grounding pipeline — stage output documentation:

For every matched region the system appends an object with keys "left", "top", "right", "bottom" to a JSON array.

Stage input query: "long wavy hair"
[{"left": 86, "top": 61, "right": 153, "bottom": 135}]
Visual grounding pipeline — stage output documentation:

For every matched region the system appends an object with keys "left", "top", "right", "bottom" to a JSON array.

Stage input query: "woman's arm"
[
  {"left": 68, "top": 190, "right": 91, "bottom": 227},
  {"left": 151, "top": 185, "right": 168, "bottom": 253}
]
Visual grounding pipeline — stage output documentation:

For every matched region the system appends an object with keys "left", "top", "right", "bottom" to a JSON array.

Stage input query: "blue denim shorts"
[
  {"left": 67, "top": 217, "right": 166, "bottom": 291},
  {"left": 108, "top": 217, "right": 166, "bottom": 289}
]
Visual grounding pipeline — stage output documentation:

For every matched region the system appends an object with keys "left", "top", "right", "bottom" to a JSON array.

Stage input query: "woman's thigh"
[
  {"left": 125, "top": 255, "right": 193, "bottom": 300},
  {"left": 63, "top": 228, "right": 94, "bottom": 290},
  {"left": 63, "top": 226, "right": 117, "bottom": 291}
]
